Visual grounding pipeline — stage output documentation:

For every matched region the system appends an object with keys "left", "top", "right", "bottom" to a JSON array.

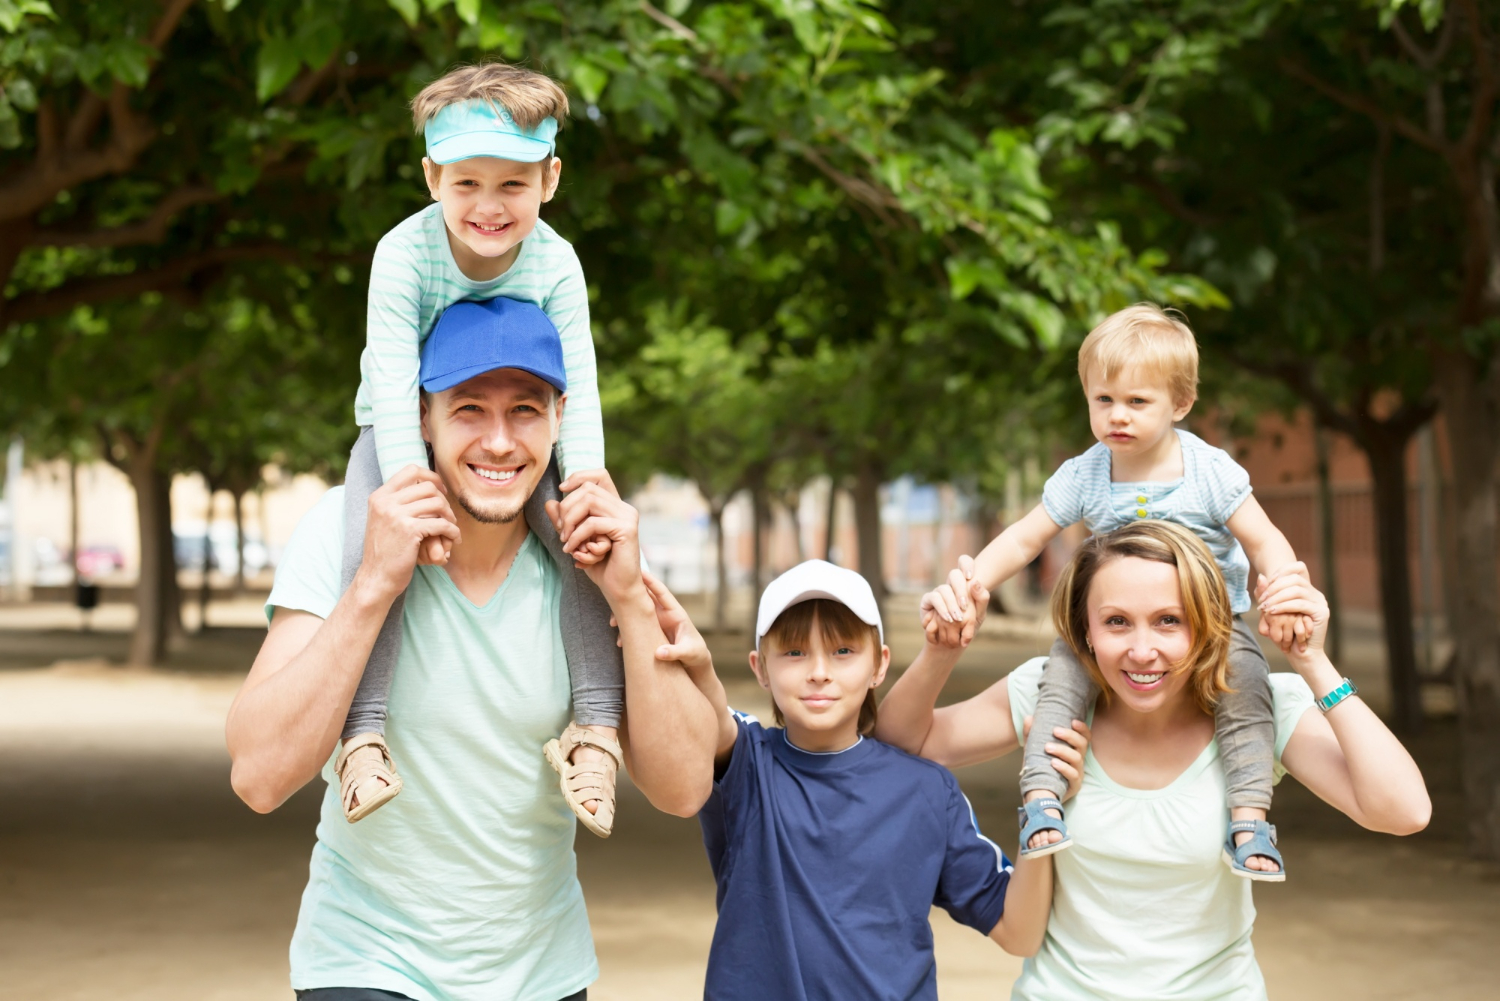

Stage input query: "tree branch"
[
  {"left": 1391, "top": 9, "right": 1456, "bottom": 70},
  {"left": 2, "top": 0, "right": 197, "bottom": 222},
  {"left": 31, "top": 185, "right": 223, "bottom": 249},
  {"left": 1280, "top": 58, "right": 1449, "bottom": 154},
  {"left": 1, "top": 244, "right": 298, "bottom": 326},
  {"left": 639, "top": 0, "right": 697, "bottom": 41},
  {"left": 1454, "top": 0, "right": 1499, "bottom": 158},
  {"left": 790, "top": 141, "right": 905, "bottom": 229}
]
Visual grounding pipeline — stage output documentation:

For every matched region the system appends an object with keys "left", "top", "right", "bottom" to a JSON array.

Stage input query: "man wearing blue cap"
[
  {"left": 333, "top": 62, "right": 629, "bottom": 839},
  {"left": 227, "top": 299, "right": 720, "bottom": 1001}
]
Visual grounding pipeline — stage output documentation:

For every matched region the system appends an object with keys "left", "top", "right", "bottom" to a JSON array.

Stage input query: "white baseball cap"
[{"left": 755, "top": 560, "right": 884, "bottom": 644}]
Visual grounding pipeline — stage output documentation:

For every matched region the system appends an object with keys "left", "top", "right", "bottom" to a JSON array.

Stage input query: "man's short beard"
[{"left": 451, "top": 484, "right": 527, "bottom": 525}]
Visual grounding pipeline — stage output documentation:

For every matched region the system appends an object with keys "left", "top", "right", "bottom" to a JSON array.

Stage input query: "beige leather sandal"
[
  {"left": 543, "top": 723, "right": 624, "bottom": 838},
  {"left": 335, "top": 732, "right": 404, "bottom": 823}
]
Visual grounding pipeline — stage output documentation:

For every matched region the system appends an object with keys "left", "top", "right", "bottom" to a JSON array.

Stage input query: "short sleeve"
[
  {"left": 699, "top": 712, "right": 760, "bottom": 885},
  {"left": 1004, "top": 658, "right": 1048, "bottom": 747},
  {"left": 264, "top": 487, "right": 347, "bottom": 625},
  {"left": 1041, "top": 456, "right": 1088, "bottom": 528},
  {"left": 934, "top": 778, "right": 1013, "bottom": 934},
  {"left": 1201, "top": 444, "right": 1253, "bottom": 523},
  {"left": 1268, "top": 673, "right": 1317, "bottom": 781}
]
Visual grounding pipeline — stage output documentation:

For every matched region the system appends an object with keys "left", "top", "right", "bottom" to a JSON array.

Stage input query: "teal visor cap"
[{"left": 424, "top": 100, "right": 557, "bottom": 164}]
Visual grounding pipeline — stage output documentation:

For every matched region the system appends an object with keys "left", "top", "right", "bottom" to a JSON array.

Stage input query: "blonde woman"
[{"left": 877, "top": 521, "right": 1430, "bottom": 1000}]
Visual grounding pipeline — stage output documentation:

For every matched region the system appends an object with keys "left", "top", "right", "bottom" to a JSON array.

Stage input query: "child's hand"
[
  {"left": 618, "top": 570, "right": 712, "bottom": 678},
  {"left": 418, "top": 535, "right": 451, "bottom": 566},
  {"left": 1021, "top": 715, "right": 1092, "bottom": 803}
]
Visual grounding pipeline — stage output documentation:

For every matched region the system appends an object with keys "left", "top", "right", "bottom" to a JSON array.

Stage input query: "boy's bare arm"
[
  {"left": 971, "top": 503, "right": 1065, "bottom": 591},
  {"left": 986, "top": 853, "right": 1054, "bottom": 956},
  {"left": 641, "top": 572, "right": 739, "bottom": 766}
]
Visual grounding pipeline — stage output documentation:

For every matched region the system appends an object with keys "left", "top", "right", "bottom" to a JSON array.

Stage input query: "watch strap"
[{"left": 1316, "top": 677, "right": 1358, "bottom": 714}]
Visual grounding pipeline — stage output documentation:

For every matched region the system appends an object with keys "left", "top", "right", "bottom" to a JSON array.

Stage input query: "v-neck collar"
[{"left": 424, "top": 532, "right": 536, "bottom": 613}]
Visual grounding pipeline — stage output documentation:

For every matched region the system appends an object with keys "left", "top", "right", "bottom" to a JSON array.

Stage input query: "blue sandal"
[
  {"left": 1016, "top": 796, "right": 1072, "bottom": 859},
  {"left": 1222, "top": 819, "right": 1286, "bottom": 882}
]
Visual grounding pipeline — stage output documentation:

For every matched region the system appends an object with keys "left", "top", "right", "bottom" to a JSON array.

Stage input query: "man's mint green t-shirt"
[{"left": 266, "top": 488, "right": 597, "bottom": 1001}]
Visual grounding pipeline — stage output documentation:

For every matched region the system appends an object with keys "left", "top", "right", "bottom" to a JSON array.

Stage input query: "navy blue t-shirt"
[{"left": 698, "top": 713, "right": 1013, "bottom": 1001}]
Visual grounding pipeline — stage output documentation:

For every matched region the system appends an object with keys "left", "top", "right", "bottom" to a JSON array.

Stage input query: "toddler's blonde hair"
[
  {"left": 1078, "top": 303, "right": 1199, "bottom": 406},
  {"left": 411, "top": 62, "right": 570, "bottom": 133}
]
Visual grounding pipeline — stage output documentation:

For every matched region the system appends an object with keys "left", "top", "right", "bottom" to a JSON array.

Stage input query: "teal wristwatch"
[{"left": 1316, "top": 677, "right": 1358, "bottom": 714}]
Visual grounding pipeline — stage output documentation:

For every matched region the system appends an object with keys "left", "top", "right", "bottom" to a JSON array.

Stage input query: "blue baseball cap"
[
  {"left": 420, "top": 298, "right": 567, "bottom": 395},
  {"left": 424, "top": 100, "right": 557, "bottom": 164}
]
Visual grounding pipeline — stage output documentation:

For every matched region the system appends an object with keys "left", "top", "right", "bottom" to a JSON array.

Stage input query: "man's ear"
[
  {"left": 748, "top": 650, "right": 770, "bottom": 690},
  {"left": 552, "top": 392, "right": 567, "bottom": 444},
  {"left": 871, "top": 644, "right": 892, "bottom": 688},
  {"left": 542, "top": 157, "right": 562, "bottom": 203},
  {"left": 420, "top": 393, "right": 433, "bottom": 443},
  {"left": 422, "top": 157, "right": 441, "bottom": 201}
]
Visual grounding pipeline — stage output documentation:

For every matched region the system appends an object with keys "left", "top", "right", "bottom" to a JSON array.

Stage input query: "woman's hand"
[
  {"left": 1022, "top": 715, "right": 1092, "bottom": 802},
  {"left": 1256, "top": 563, "right": 1329, "bottom": 668}
]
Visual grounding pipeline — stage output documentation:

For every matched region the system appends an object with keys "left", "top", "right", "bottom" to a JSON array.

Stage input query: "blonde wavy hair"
[{"left": 1050, "top": 521, "right": 1234, "bottom": 714}]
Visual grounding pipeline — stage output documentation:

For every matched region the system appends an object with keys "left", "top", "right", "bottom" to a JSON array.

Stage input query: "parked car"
[{"left": 75, "top": 545, "right": 125, "bottom": 579}]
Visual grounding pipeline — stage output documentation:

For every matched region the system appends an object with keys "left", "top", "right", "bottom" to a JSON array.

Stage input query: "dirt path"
[{"left": 1, "top": 613, "right": 1497, "bottom": 999}]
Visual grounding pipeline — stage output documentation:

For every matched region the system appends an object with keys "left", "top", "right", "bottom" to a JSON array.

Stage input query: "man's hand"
[
  {"left": 359, "top": 465, "right": 461, "bottom": 600},
  {"left": 555, "top": 469, "right": 616, "bottom": 565},
  {"left": 547, "top": 472, "right": 645, "bottom": 603},
  {"left": 920, "top": 556, "right": 988, "bottom": 649}
]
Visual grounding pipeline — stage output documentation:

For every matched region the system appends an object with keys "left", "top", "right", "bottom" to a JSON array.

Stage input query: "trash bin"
[{"left": 74, "top": 581, "right": 100, "bottom": 611}]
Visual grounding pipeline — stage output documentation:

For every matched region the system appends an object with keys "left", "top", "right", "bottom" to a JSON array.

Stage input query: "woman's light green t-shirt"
[{"left": 1006, "top": 657, "right": 1316, "bottom": 1001}]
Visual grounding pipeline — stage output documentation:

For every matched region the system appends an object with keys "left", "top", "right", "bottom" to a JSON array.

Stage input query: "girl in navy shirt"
[{"left": 643, "top": 560, "right": 1076, "bottom": 1001}]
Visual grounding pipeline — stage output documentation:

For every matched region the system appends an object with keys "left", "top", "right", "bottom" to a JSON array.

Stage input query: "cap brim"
[
  {"left": 428, "top": 131, "right": 554, "bottom": 164},
  {"left": 421, "top": 361, "right": 566, "bottom": 395}
]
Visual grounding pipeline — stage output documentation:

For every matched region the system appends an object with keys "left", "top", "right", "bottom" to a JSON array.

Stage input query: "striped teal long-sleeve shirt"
[{"left": 353, "top": 203, "right": 604, "bottom": 482}]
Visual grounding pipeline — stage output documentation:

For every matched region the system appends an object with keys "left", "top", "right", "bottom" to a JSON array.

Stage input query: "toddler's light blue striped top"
[
  {"left": 353, "top": 203, "right": 603, "bottom": 482},
  {"left": 1042, "top": 429, "right": 1255, "bottom": 612}
]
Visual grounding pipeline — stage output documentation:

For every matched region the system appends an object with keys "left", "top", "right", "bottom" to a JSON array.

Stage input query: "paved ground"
[{"left": 1, "top": 599, "right": 1497, "bottom": 1000}]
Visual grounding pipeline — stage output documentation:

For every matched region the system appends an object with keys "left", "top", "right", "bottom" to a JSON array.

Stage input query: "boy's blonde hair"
[
  {"left": 1050, "top": 520, "right": 1234, "bottom": 716},
  {"left": 758, "top": 599, "right": 880, "bottom": 736},
  {"left": 1078, "top": 303, "right": 1199, "bottom": 406},
  {"left": 411, "top": 62, "right": 570, "bottom": 133}
]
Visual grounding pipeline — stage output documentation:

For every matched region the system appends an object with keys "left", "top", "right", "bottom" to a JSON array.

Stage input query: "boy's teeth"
[
  {"left": 1127, "top": 671, "right": 1161, "bottom": 684},
  {"left": 473, "top": 466, "right": 516, "bottom": 481}
]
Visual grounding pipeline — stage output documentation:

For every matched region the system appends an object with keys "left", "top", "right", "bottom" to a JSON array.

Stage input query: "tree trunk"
[
  {"left": 710, "top": 500, "right": 728, "bottom": 635},
  {"left": 156, "top": 467, "right": 182, "bottom": 647},
  {"left": 823, "top": 477, "right": 838, "bottom": 562},
  {"left": 749, "top": 479, "right": 770, "bottom": 638},
  {"left": 852, "top": 457, "right": 886, "bottom": 603},
  {"left": 232, "top": 488, "right": 247, "bottom": 595},
  {"left": 124, "top": 451, "right": 169, "bottom": 666},
  {"left": 783, "top": 489, "right": 805, "bottom": 564},
  {"left": 1434, "top": 349, "right": 1500, "bottom": 860},
  {"left": 199, "top": 482, "right": 215, "bottom": 631},
  {"left": 68, "top": 456, "right": 80, "bottom": 586},
  {"left": 1363, "top": 423, "right": 1423, "bottom": 733},
  {"left": 1314, "top": 427, "right": 1342, "bottom": 662}
]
